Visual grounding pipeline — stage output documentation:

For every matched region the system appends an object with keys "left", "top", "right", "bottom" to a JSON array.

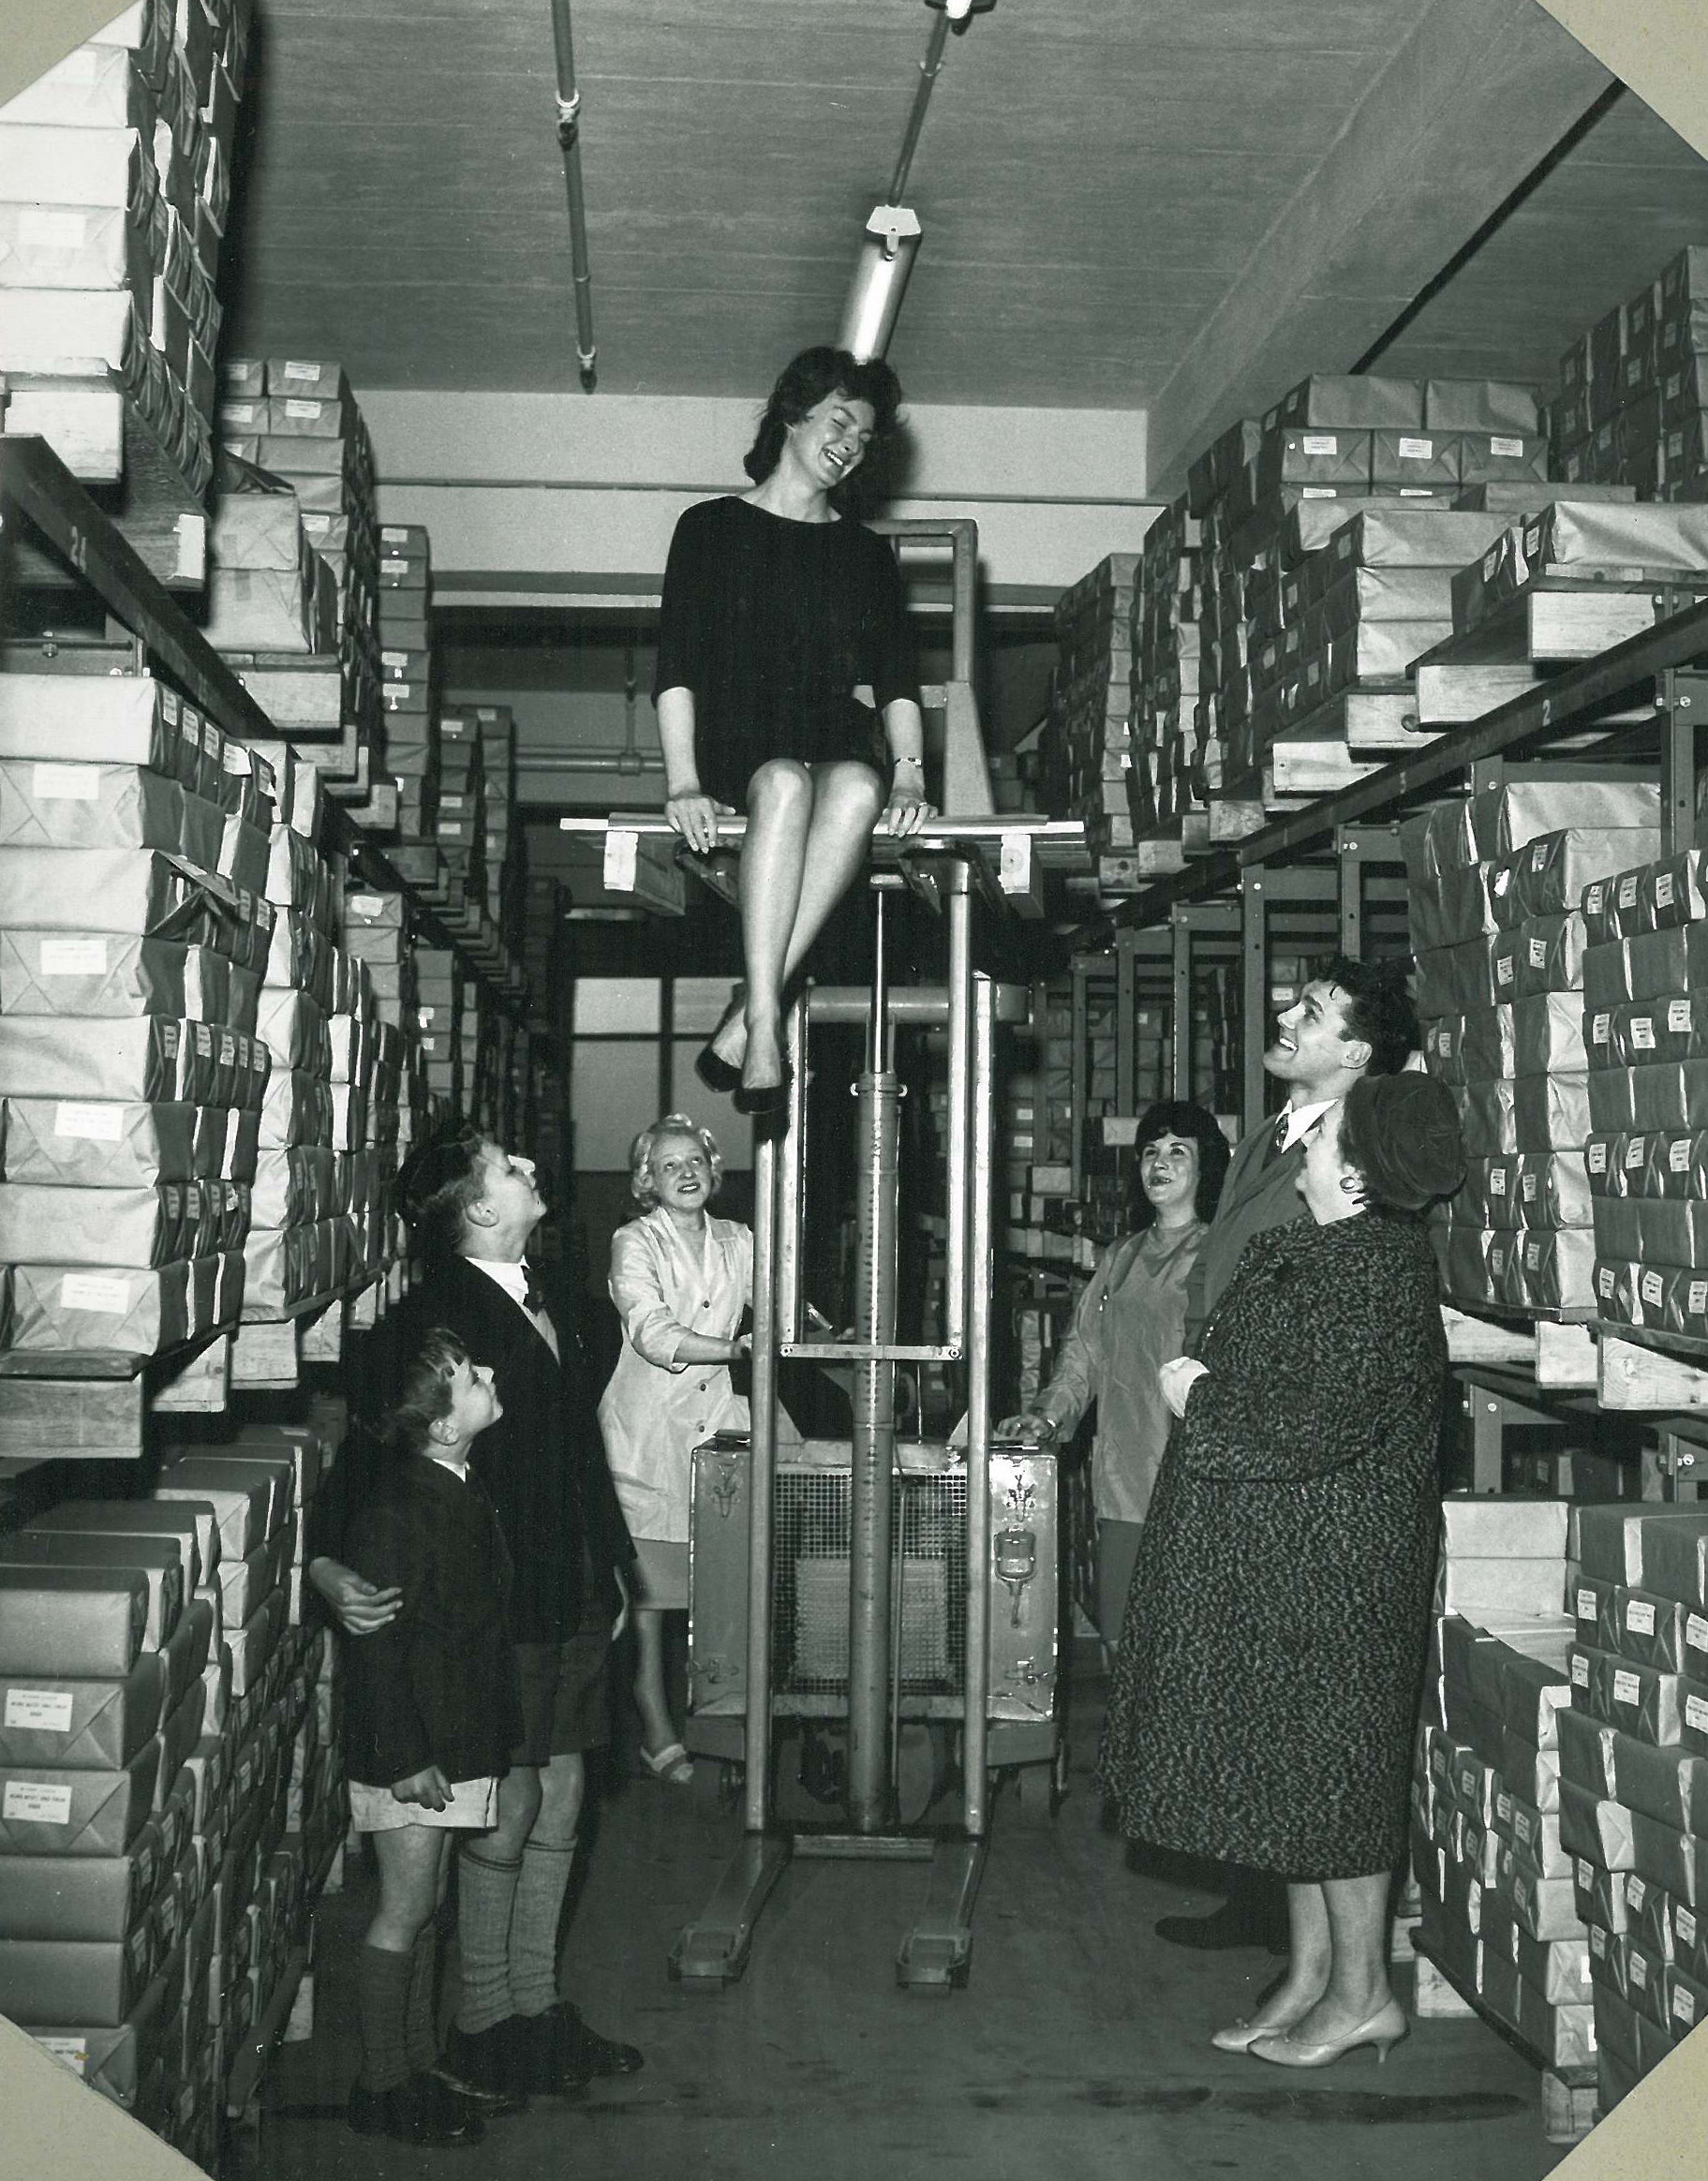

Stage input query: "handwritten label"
[
  {"left": 31, "top": 764, "right": 101, "bottom": 802},
  {"left": 1626, "top": 1599, "right": 1656, "bottom": 1638},
  {"left": 59, "top": 1273, "right": 131, "bottom": 1314},
  {"left": 52, "top": 1102, "right": 125, "bottom": 1142},
  {"left": 37, "top": 938, "right": 108, "bottom": 976},
  {"left": 1613, "top": 1669, "right": 1642, "bottom": 1707}
]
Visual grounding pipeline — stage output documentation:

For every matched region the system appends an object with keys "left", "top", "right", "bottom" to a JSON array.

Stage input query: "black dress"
[
  {"left": 1098, "top": 1215, "right": 1447, "bottom": 1881},
  {"left": 652, "top": 496, "right": 921, "bottom": 808}
]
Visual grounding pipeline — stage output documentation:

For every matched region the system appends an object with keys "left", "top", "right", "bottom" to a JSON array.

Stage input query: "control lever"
[{"left": 994, "top": 1524, "right": 1036, "bottom": 1627}]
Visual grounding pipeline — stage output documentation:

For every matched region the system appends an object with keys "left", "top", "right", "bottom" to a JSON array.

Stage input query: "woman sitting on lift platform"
[{"left": 655, "top": 346, "right": 935, "bottom": 1114}]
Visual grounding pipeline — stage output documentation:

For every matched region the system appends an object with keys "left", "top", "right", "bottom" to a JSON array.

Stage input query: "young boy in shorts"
[{"left": 341, "top": 1328, "right": 521, "bottom": 2145}]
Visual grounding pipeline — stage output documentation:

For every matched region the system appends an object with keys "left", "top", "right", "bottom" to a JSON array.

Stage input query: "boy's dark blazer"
[
  {"left": 395, "top": 1255, "right": 634, "bottom": 1645},
  {"left": 342, "top": 1457, "right": 520, "bottom": 1786},
  {"left": 313, "top": 1254, "right": 633, "bottom": 1645}
]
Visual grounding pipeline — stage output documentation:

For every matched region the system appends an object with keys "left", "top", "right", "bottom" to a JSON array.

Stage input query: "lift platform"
[
  {"left": 562, "top": 520, "right": 1088, "bottom": 1991},
  {"left": 558, "top": 809, "right": 1096, "bottom": 922}
]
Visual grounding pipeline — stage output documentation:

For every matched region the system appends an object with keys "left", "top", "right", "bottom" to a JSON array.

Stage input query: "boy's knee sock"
[
  {"left": 357, "top": 1943, "right": 414, "bottom": 2093},
  {"left": 455, "top": 1846, "right": 523, "bottom": 2035},
  {"left": 404, "top": 1922, "right": 441, "bottom": 2073},
  {"left": 509, "top": 1839, "right": 576, "bottom": 2017}
]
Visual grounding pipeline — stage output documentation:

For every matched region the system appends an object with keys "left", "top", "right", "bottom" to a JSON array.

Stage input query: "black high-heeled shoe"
[
  {"left": 695, "top": 984, "right": 747, "bottom": 1094},
  {"left": 735, "top": 1055, "right": 793, "bottom": 1116},
  {"left": 696, "top": 1043, "right": 744, "bottom": 1094}
]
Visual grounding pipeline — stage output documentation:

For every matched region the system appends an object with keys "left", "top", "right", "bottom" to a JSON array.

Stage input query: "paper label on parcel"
[
  {"left": 5, "top": 1690, "right": 72, "bottom": 1731},
  {"left": 4, "top": 1779, "right": 71, "bottom": 1823}
]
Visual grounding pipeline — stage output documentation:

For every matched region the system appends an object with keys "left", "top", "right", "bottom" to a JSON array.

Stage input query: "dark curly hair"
[
  {"left": 1128, "top": 1100, "right": 1232, "bottom": 1230},
  {"left": 396, "top": 1121, "right": 490, "bottom": 1264},
  {"left": 1321, "top": 954, "right": 1419, "bottom": 1077},
  {"left": 744, "top": 347, "right": 904, "bottom": 505}
]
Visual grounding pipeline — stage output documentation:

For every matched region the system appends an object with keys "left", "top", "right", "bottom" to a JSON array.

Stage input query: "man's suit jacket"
[
  {"left": 1183, "top": 1120, "right": 1310, "bottom": 1349},
  {"left": 316, "top": 1255, "right": 633, "bottom": 1645}
]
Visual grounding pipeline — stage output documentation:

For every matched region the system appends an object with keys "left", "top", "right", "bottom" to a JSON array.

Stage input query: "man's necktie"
[
  {"left": 522, "top": 1269, "right": 547, "bottom": 1316},
  {"left": 1262, "top": 1112, "right": 1290, "bottom": 1168}
]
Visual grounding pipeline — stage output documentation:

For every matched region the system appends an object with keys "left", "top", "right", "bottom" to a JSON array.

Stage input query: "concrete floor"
[{"left": 256, "top": 1674, "right": 1570, "bottom": 2181}]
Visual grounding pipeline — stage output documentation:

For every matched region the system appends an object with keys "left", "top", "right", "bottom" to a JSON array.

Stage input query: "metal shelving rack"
[
  {"left": 1061, "top": 583, "right": 1708, "bottom": 1494},
  {"left": 0, "top": 435, "right": 542, "bottom": 1465}
]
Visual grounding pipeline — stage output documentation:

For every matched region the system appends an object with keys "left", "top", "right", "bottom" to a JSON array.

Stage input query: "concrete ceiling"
[{"left": 217, "top": 0, "right": 1694, "bottom": 454}]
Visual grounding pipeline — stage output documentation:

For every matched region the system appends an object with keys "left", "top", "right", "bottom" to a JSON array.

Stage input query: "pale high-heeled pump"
[
  {"left": 1210, "top": 2018, "right": 1291, "bottom": 2054},
  {"left": 1247, "top": 1995, "right": 1408, "bottom": 2070}
]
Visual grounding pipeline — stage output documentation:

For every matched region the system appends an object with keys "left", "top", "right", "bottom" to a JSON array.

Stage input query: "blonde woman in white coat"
[{"left": 598, "top": 1114, "right": 752, "bottom": 1785}]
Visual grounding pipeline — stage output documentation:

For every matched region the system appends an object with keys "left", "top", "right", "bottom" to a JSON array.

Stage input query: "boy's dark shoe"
[
  {"left": 347, "top": 2074, "right": 485, "bottom": 2146},
  {"left": 428, "top": 2050, "right": 527, "bottom": 2115},
  {"left": 443, "top": 2019, "right": 529, "bottom": 2106},
  {"left": 522, "top": 2000, "right": 645, "bottom": 2090}
]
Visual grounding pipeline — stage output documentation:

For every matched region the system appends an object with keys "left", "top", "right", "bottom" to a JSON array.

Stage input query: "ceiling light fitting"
[{"left": 837, "top": 0, "right": 994, "bottom": 363}]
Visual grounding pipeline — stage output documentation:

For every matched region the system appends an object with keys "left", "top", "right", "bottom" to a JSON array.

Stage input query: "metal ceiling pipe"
[
  {"left": 888, "top": 4, "right": 952, "bottom": 205},
  {"left": 548, "top": 0, "right": 598, "bottom": 392}
]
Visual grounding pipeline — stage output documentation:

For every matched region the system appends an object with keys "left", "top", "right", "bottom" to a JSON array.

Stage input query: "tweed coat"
[{"left": 1099, "top": 1210, "right": 1447, "bottom": 1879}]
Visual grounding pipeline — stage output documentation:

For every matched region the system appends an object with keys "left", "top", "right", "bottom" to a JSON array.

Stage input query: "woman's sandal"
[{"left": 639, "top": 1742, "right": 694, "bottom": 1787}]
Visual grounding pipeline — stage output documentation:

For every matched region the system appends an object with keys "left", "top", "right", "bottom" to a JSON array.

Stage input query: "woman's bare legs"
[
  {"left": 632, "top": 1607, "right": 678, "bottom": 1756},
  {"left": 1216, "top": 1880, "right": 1329, "bottom": 2041},
  {"left": 1274, "top": 1872, "right": 1395, "bottom": 2042},
  {"left": 733, "top": 758, "right": 886, "bottom": 1093}
]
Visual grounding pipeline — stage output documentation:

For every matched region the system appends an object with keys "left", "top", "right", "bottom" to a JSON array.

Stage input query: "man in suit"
[
  {"left": 1154, "top": 954, "right": 1419, "bottom": 1954},
  {"left": 310, "top": 1126, "right": 640, "bottom": 2105}
]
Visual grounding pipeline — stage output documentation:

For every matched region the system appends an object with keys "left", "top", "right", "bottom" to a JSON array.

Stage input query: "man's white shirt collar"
[
  {"left": 1277, "top": 1098, "right": 1334, "bottom": 1153},
  {"left": 468, "top": 1257, "right": 530, "bottom": 1307}
]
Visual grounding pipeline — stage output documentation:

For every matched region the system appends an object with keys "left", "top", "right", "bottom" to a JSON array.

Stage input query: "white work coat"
[{"left": 597, "top": 1206, "right": 753, "bottom": 1544}]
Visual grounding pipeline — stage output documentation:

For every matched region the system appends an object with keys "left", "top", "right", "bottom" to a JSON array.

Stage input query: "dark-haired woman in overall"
[
  {"left": 997, "top": 1100, "right": 1231, "bottom": 1654},
  {"left": 654, "top": 347, "right": 934, "bottom": 1112}
]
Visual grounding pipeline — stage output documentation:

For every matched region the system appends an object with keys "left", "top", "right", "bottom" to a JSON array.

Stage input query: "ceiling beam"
[
  {"left": 1536, "top": 0, "right": 1708, "bottom": 160},
  {"left": 362, "top": 391, "right": 1157, "bottom": 600},
  {"left": 1142, "top": 0, "right": 1611, "bottom": 500}
]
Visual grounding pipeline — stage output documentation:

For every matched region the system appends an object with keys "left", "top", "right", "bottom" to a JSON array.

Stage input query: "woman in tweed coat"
[{"left": 1100, "top": 1073, "right": 1463, "bottom": 2071}]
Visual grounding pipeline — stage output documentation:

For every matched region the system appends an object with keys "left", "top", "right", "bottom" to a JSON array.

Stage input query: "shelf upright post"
[
  {"left": 1116, "top": 929, "right": 1136, "bottom": 1117},
  {"left": 1240, "top": 868, "right": 1268, "bottom": 1134},
  {"left": 1337, "top": 828, "right": 1364, "bottom": 959},
  {"left": 1069, "top": 958, "right": 1090, "bottom": 1198},
  {"left": 1169, "top": 907, "right": 1193, "bottom": 1104},
  {"left": 1659, "top": 650, "right": 1708, "bottom": 858}
]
